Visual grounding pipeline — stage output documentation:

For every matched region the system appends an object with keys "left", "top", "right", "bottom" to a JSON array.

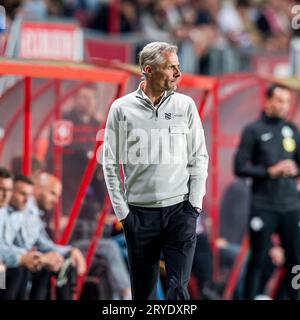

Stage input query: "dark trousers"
[
  {"left": 123, "top": 200, "right": 198, "bottom": 300},
  {"left": 0, "top": 266, "right": 77, "bottom": 300},
  {"left": 0, "top": 267, "right": 30, "bottom": 300},
  {"left": 30, "top": 266, "right": 77, "bottom": 300},
  {"left": 244, "top": 206, "right": 300, "bottom": 300}
]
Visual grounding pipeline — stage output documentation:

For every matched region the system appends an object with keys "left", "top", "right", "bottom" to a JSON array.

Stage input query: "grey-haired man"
[{"left": 103, "top": 42, "right": 209, "bottom": 300}]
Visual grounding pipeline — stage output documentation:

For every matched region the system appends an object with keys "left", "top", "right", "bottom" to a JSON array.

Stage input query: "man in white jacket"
[{"left": 103, "top": 41, "right": 209, "bottom": 300}]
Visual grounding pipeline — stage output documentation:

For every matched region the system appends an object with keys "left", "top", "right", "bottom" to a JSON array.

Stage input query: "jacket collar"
[
  {"left": 261, "top": 111, "right": 284, "bottom": 125},
  {"left": 135, "top": 82, "right": 174, "bottom": 106}
]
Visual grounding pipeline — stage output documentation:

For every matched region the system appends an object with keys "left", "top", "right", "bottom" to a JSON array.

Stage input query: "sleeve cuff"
[{"left": 188, "top": 196, "right": 203, "bottom": 210}]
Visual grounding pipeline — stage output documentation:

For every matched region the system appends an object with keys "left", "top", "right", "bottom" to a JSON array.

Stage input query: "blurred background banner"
[{"left": 19, "top": 21, "right": 83, "bottom": 61}]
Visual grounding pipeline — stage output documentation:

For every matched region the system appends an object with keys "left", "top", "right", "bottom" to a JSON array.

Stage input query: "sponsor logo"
[
  {"left": 261, "top": 132, "right": 273, "bottom": 142},
  {"left": 165, "top": 113, "right": 172, "bottom": 120}
]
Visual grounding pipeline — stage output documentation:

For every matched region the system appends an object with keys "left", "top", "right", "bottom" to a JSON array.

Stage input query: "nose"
[{"left": 174, "top": 66, "right": 181, "bottom": 77}]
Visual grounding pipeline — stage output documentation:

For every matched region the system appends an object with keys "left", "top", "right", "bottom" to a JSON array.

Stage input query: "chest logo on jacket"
[
  {"left": 261, "top": 132, "right": 273, "bottom": 142},
  {"left": 165, "top": 113, "right": 172, "bottom": 120},
  {"left": 282, "top": 126, "right": 296, "bottom": 153}
]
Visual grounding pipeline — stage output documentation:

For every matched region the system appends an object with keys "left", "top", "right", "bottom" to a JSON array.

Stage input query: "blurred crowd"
[
  {"left": 0, "top": 166, "right": 132, "bottom": 300},
  {"left": 0, "top": 85, "right": 133, "bottom": 300},
  {"left": 2, "top": 0, "right": 300, "bottom": 56}
]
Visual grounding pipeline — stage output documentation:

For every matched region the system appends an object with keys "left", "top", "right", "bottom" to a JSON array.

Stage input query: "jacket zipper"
[
  {"left": 137, "top": 94, "right": 172, "bottom": 121},
  {"left": 154, "top": 96, "right": 169, "bottom": 121}
]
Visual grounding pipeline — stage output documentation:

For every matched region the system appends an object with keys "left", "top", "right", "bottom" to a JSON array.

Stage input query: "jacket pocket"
[
  {"left": 169, "top": 125, "right": 189, "bottom": 158},
  {"left": 187, "top": 200, "right": 200, "bottom": 217},
  {"left": 169, "top": 126, "right": 189, "bottom": 134}
]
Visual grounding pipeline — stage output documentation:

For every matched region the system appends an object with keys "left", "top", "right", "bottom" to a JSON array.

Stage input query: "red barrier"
[
  {"left": 0, "top": 59, "right": 129, "bottom": 83},
  {"left": 223, "top": 235, "right": 249, "bottom": 300},
  {"left": 53, "top": 80, "right": 62, "bottom": 239},
  {"left": 23, "top": 77, "right": 32, "bottom": 176},
  {"left": 211, "top": 81, "right": 220, "bottom": 281}
]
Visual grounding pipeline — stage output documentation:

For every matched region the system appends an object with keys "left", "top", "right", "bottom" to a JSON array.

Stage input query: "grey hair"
[{"left": 138, "top": 42, "right": 178, "bottom": 75}]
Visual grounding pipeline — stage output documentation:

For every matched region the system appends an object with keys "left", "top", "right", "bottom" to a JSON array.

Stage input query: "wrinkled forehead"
[{"left": 158, "top": 51, "right": 180, "bottom": 67}]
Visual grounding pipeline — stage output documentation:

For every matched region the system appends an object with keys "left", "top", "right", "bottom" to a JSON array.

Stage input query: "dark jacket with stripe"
[{"left": 234, "top": 112, "right": 300, "bottom": 211}]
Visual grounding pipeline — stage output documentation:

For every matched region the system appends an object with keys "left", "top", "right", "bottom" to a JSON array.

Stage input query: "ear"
[{"left": 144, "top": 65, "right": 152, "bottom": 76}]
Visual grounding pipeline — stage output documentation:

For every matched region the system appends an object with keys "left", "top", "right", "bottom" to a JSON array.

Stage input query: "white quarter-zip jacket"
[{"left": 103, "top": 84, "right": 209, "bottom": 221}]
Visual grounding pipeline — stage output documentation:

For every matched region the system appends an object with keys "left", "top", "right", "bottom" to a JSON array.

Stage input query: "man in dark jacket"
[{"left": 234, "top": 84, "right": 300, "bottom": 300}]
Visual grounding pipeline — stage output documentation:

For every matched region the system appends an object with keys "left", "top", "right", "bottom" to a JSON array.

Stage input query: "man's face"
[
  {"left": 74, "top": 87, "right": 97, "bottom": 117},
  {"left": 37, "top": 182, "right": 62, "bottom": 212},
  {"left": 147, "top": 51, "right": 181, "bottom": 92},
  {"left": 266, "top": 88, "right": 291, "bottom": 119},
  {"left": 0, "top": 178, "right": 13, "bottom": 208},
  {"left": 10, "top": 181, "right": 33, "bottom": 211}
]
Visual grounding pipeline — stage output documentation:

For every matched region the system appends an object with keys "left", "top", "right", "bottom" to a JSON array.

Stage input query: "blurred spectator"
[
  {"left": 255, "top": 0, "right": 293, "bottom": 51},
  {"left": 0, "top": 167, "right": 13, "bottom": 209},
  {"left": 218, "top": 0, "right": 261, "bottom": 49},
  {"left": 74, "top": 236, "right": 132, "bottom": 300},
  {"left": 0, "top": 167, "right": 29, "bottom": 300},
  {"left": 89, "top": 0, "right": 139, "bottom": 33},
  {"left": 2, "top": 0, "right": 22, "bottom": 20},
  {"left": 38, "top": 173, "right": 132, "bottom": 300},
  {"left": 0, "top": 167, "right": 14, "bottom": 281},
  {"left": 0, "top": 172, "right": 86, "bottom": 300},
  {"left": 22, "top": 0, "right": 47, "bottom": 19}
]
